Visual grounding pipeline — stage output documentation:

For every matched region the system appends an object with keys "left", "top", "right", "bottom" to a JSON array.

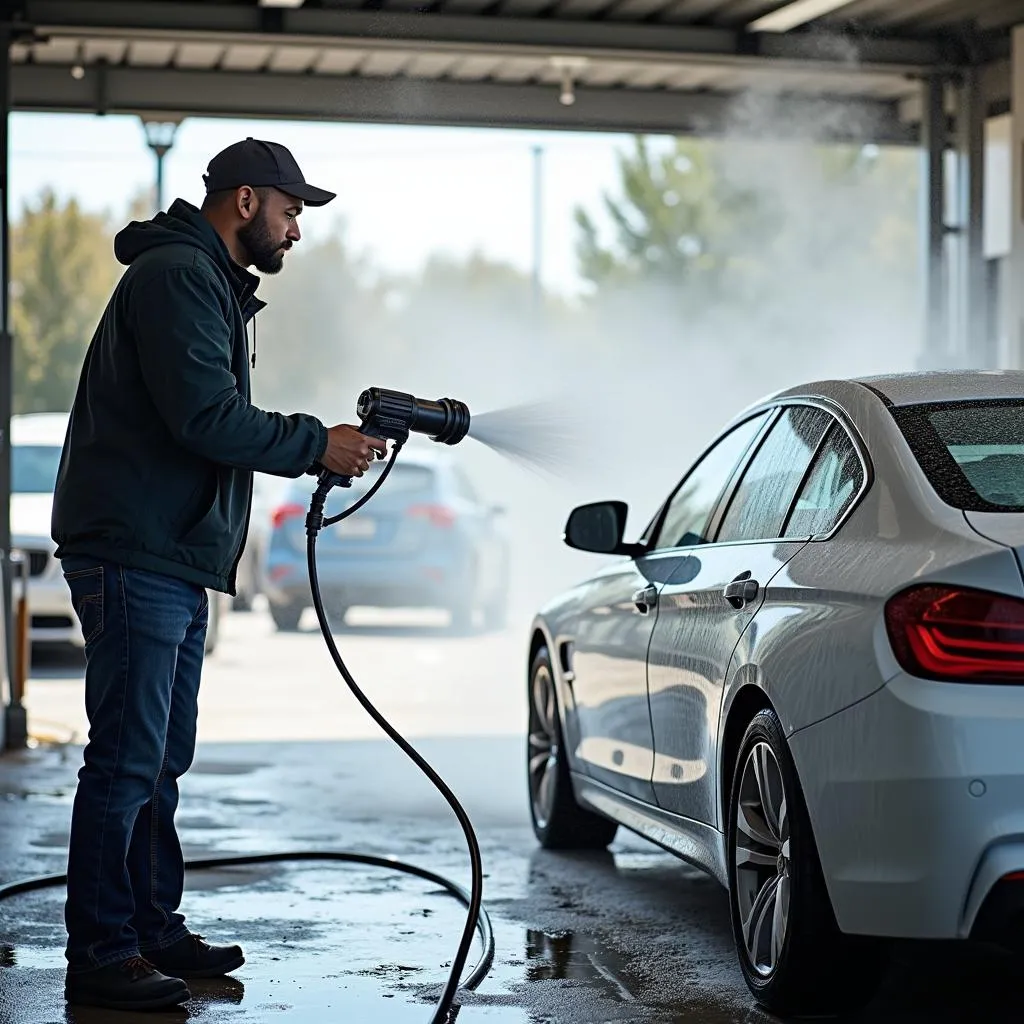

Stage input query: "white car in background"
[{"left": 11, "top": 413, "right": 225, "bottom": 654}]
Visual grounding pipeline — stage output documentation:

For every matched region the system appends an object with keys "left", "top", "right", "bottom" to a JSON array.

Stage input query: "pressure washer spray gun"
[
  {"left": 315, "top": 386, "right": 472, "bottom": 495},
  {"left": 303, "top": 386, "right": 488, "bottom": 1024}
]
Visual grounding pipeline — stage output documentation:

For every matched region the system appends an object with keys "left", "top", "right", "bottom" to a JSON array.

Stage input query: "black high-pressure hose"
[
  {"left": 305, "top": 443, "right": 489, "bottom": 1022},
  {"left": 0, "top": 443, "right": 494, "bottom": 1024}
]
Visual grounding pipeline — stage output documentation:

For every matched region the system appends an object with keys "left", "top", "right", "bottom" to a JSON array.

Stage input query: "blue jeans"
[{"left": 61, "top": 557, "right": 209, "bottom": 971}]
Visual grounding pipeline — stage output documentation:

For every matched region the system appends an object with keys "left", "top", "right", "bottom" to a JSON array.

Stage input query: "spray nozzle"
[{"left": 356, "top": 387, "right": 471, "bottom": 446}]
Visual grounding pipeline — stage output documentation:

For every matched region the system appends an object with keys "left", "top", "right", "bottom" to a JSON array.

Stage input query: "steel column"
[
  {"left": 921, "top": 73, "right": 949, "bottom": 367},
  {"left": 1003, "top": 26, "right": 1024, "bottom": 368},
  {"left": 531, "top": 144, "right": 543, "bottom": 319},
  {"left": 0, "top": 21, "right": 16, "bottom": 751},
  {"left": 956, "top": 65, "right": 990, "bottom": 366}
]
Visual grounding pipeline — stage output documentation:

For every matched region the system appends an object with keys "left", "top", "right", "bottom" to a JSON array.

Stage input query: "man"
[{"left": 50, "top": 138, "right": 386, "bottom": 1012}]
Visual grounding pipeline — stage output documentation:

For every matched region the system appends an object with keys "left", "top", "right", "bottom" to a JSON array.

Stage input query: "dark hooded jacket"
[{"left": 51, "top": 199, "right": 327, "bottom": 594}]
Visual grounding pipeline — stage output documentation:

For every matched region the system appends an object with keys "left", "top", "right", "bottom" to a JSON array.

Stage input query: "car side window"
[
  {"left": 651, "top": 412, "right": 770, "bottom": 551},
  {"left": 783, "top": 425, "right": 864, "bottom": 538},
  {"left": 716, "top": 406, "right": 832, "bottom": 544}
]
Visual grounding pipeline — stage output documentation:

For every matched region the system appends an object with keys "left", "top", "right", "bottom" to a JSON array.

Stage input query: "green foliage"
[
  {"left": 250, "top": 223, "right": 392, "bottom": 421},
  {"left": 574, "top": 134, "right": 919, "bottom": 325},
  {"left": 11, "top": 189, "right": 122, "bottom": 414},
  {"left": 575, "top": 136, "right": 771, "bottom": 302}
]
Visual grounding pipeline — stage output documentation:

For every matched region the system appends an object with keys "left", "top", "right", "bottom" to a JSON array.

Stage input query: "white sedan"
[
  {"left": 527, "top": 370, "right": 1024, "bottom": 1015},
  {"left": 11, "top": 413, "right": 224, "bottom": 653}
]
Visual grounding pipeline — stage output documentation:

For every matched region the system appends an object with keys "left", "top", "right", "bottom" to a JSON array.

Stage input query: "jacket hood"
[{"left": 113, "top": 199, "right": 264, "bottom": 313}]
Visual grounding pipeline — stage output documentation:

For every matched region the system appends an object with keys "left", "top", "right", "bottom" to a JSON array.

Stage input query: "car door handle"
[
  {"left": 724, "top": 574, "right": 760, "bottom": 609},
  {"left": 632, "top": 585, "right": 658, "bottom": 614}
]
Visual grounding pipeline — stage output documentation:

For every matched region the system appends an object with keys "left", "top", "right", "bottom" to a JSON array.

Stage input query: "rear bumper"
[
  {"left": 789, "top": 672, "right": 1024, "bottom": 942},
  {"left": 24, "top": 566, "right": 81, "bottom": 646}
]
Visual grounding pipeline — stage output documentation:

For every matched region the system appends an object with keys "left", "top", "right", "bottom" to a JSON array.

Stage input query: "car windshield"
[
  {"left": 12, "top": 445, "right": 62, "bottom": 494},
  {"left": 892, "top": 400, "right": 1024, "bottom": 511}
]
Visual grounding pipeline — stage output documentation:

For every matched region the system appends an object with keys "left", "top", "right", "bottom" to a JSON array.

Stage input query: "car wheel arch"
[
  {"left": 720, "top": 684, "right": 775, "bottom": 832},
  {"left": 528, "top": 626, "right": 580, "bottom": 757},
  {"left": 528, "top": 628, "right": 548, "bottom": 672}
]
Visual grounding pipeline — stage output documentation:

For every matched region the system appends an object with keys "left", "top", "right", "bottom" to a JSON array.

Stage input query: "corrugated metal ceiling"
[
  {"left": 89, "top": 0, "right": 1019, "bottom": 32},
  {"left": 8, "top": 0, "right": 1021, "bottom": 135}
]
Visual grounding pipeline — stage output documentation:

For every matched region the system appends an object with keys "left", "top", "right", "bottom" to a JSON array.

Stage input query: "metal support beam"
[
  {"left": 921, "top": 73, "right": 949, "bottom": 367},
  {"left": 0, "top": 23, "right": 17, "bottom": 751},
  {"left": 1002, "top": 25, "right": 1024, "bottom": 368},
  {"left": 956, "top": 65, "right": 990, "bottom": 366},
  {"left": 531, "top": 144, "right": 543, "bottom": 320},
  {"left": 9, "top": 63, "right": 918, "bottom": 143},
  {"left": 21, "top": 0, "right": 952, "bottom": 72}
]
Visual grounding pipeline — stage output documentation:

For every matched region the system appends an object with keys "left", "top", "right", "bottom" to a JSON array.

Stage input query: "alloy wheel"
[
  {"left": 734, "top": 741, "right": 791, "bottom": 977},
  {"left": 528, "top": 664, "right": 559, "bottom": 830}
]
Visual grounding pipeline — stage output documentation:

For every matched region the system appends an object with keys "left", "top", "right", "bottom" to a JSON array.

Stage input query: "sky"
[{"left": 8, "top": 112, "right": 639, "bottom": 297}]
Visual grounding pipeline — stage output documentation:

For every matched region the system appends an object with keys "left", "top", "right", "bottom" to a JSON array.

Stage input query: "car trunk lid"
[
  {"left": 965, "top": 512, "right": 1024, "bottom": 578},
  {"left": 278, "top": 462, "right": 443, "bottom": 558}
]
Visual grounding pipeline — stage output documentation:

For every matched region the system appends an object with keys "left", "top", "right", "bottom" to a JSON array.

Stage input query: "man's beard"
[{"left": 238, "top": 212, "right": 287, "bottom": 274}]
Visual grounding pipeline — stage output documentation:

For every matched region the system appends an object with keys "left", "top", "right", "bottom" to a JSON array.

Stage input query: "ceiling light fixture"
[
  {"left": 749, "top": 0, "right": 859, "bottom": 33},
  {"left": 549, "top": 56, "right": 589, "bottom": 107}
]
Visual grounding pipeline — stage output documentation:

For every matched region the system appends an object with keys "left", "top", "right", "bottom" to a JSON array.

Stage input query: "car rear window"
[
  {"left": 356, "top": 462, "right": 434, "bottom": 495},
  {"left": 891, "top": 400, "right": 1024, "bottom": 511},
  {"left": 300, "top": 462, "right": 436, "bottom": 501}
]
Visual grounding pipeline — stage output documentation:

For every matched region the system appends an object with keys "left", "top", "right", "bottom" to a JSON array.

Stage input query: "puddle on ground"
[
  {"left": 13, "top": 853, "right": 1024, "bottom": 1024},
  {"left": 0, "top": 860, "right": 549, "bottom": 1023},
  {"left": 0, "top": 852, "right": 781, "bottom": 1024}
]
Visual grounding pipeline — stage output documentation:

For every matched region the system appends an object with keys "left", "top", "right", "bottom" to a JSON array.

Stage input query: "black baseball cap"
[{"left": 203, "top": 137, "right": 336, "bottom": 207}]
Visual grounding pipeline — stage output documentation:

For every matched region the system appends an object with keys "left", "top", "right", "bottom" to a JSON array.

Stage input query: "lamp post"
[
  {"left": 532, "top": 144, "right": 544, "bottom": 319},
  {"left": 141, "top": 119, "right": 182, "bottom": 214}
]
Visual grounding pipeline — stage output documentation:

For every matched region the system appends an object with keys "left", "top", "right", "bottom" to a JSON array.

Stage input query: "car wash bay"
[{"left": 3, "top": 2, "right": 1024, "bottom": 1021}]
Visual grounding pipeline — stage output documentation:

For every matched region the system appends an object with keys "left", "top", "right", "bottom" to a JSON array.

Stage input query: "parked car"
[
  {"left": 526, "top": 370, "right": 1024, "bottom": 1016},
  {"left": 11, "top": 412, "right": 226, "bottom": 653},
  {"left": 233, "top": 472, "right": 290, "bottom": 611},
  {"left": 264, "top": 445, "right": 509, "bottom": 632}
]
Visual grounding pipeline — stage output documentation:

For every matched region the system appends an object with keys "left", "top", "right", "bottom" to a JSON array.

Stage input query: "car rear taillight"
[
  {"left": 406, "top": 504, "right": 456, "bottom": 529},
  {"left": 271, "top": 503, "right": 305, "bottom": 530},
  {"left": 885, "top": 584, "right": 1024, "bottom": 683}
]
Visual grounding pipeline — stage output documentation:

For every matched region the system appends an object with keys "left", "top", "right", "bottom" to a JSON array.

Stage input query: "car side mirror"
[{"left": 564, "top": 501, "right": 644, "bottom": 557}]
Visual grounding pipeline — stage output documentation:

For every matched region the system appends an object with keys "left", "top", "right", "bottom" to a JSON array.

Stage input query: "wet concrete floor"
[{"left": 3, "top": 736, "right": 1024, "bottom": 1024}]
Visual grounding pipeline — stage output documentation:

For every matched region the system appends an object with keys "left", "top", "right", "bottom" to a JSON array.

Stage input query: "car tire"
[
  {"left": 528, "top": 646, "right": 618, "bottom": 850},
  {"left": 270, "top": 601, "right": 304, "bottom": 632},
  {"left": 727, "top": 708, "right": 885, "bottom": 1016}
]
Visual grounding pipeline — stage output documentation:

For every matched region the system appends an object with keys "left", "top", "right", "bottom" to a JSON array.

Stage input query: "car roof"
[
  {"left": 11, "top": 412, "right": 69, "bottom": 445},
  {"left": 757, "top": 370, "right": 1024, "bottom": 412},
  {"left": 852, "top": 370, "right": 1024, "bottom": 406}
]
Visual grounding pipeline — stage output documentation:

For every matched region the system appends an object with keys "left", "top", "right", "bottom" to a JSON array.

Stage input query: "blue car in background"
[{"left": 263, "top": 446, "right": 510, "bottom": 633}]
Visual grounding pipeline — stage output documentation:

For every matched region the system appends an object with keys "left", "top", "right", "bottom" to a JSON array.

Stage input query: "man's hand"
[{"left": 321, "top": 424, "right": 388, "bottom": 477}]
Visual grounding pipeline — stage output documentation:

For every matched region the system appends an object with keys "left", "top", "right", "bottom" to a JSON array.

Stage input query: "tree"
[
  {"left": 247, "top": 222, "right": 393, "bottom": 422},
  {"left": 575, "top": 136, "right": 771, "bottom": 303},
  {"left": 574, "top": 135, "right": 918, "bottom": 314},
  {"left": 11, "top": 189, "right": 122, "bottom": 413},
  {"left": 379, "top": 250, "right": 579, "bottom": 409}
]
